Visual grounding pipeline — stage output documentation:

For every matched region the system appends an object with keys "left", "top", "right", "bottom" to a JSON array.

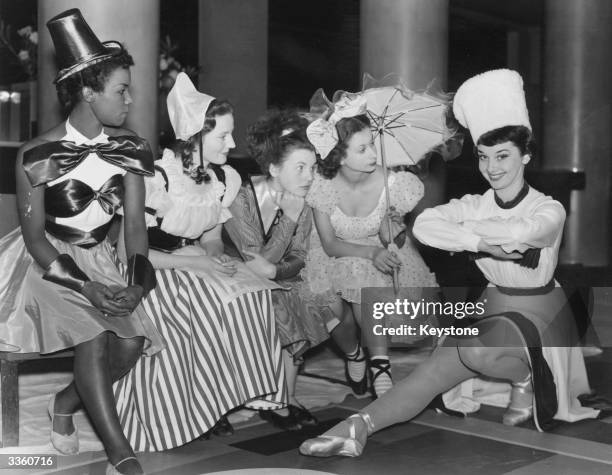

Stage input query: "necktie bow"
[{"left": 23, "top": 135, "right": 154, "bottom": 187}]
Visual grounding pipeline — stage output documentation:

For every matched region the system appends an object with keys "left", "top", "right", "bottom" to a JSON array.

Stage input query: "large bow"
[
  {"left": 306, "top": 119, "right": 338, "bottom": 159},
  {"left": 305, "top": 90, "right": 367, "bottom": 159},
  {"left": 45, "top": 174, "right": 124, "bottom": 217},
  {"left": 23, "top": 135, "right": 154, "bottom": 187}
]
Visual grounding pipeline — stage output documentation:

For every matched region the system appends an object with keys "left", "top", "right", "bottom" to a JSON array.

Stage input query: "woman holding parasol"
[{"left": 301, "top": 88, "right": 438, "bottom": 398}]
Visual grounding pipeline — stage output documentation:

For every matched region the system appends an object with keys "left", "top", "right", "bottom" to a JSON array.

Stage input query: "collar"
[
  {"left": 251, "top": 176, "right": 282, "bottom": 235},
  {"left": 494, "top": 181, "right": 530, "bottom": 209},
  {"left": 64, "top": 118, "right": 108, "bottom": 145}
]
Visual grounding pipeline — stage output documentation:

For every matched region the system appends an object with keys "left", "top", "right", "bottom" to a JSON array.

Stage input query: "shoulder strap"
[{"left": 154, "top": 164, "right": 170, "bottom": 191}]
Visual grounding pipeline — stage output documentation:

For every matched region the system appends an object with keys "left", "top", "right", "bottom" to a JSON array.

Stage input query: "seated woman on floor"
[
  {"left": 114, "top": 73, "right": 285, "bottom": 451},
  {"left": 299, "top": 69, "right": 599, "bottom": 458}
]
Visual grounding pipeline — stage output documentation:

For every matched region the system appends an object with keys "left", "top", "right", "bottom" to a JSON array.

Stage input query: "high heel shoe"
[
  {"left": 502, "top": 374, "right": 534, "bottom": 426},
  {"left": 288, "top": 404, "right": 318, "bottom": 426},
  {"left": 299, "top": 413, "right": 374, "bottom": 458},
  {"left": 211, "top": 415, "right": 234, "bottom": 437},
  {"left": 47, "top": 395, "right": 79, "bottom": 455},
  {"left": 259, "top": 408, "right": 302, "bottom": 431},
  {"left": 106, "top": 456, "right": 145, "bottom": 475}
]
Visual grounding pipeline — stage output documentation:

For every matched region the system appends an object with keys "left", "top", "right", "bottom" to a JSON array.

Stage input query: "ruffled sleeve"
[
  {"left": 218, "top": 165, "right": 242, "bottom": 224},
  {"left": 389, "top": 171, "right": 424, "bottom": 215},
  {"left": 148, "top": 150, "right": 223, "bottom": 238},
  {"left": 306, "top": 174, "right": 338, "bottom": 215},
  {"left": 143, "top": 150, "right": 175, "bottom": 227}
]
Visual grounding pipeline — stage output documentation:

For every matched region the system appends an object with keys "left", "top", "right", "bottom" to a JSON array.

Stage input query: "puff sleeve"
[
  {"left": 389, "top": 171, "right": 424, "bottom": 215},
  {"left": 218, "top": 165, "right": 242, "bottom": 224}
]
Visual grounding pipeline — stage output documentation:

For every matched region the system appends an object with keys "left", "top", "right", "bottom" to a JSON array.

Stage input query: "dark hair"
[
  {"left": 56, "top": 46, "right": 134, "bottom": 113},
  {"left": 246, "top": 109, "right": 314, "bottom": 177},
  {"left": 170, "top": 98, "right": 234, "bottom": 184},
  {"left": 318, "top": 114, "right": 370, "bottom": 179},
  {"left": 476, "top": 125, "right": 534, "bottom": 156}
]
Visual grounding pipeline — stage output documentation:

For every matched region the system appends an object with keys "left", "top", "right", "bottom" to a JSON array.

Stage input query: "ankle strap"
[
  {"left": 349, "top": 412, "right": 375, "bottom": 436},
  {"left": 512, "top": 373, "right": 532, "bottom": 388},
  {"left": 114, "top": 456, "right": 137, "bottom": 468},
  {"left": 345, "top": 346, "right": 365, "bottom": 362},
  {"left": 370, "top": 358, "right": 391, "bottom": 380}
]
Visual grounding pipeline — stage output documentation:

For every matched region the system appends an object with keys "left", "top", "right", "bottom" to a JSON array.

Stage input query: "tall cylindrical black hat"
[{"left": 46, "top": 8, "right": 123, "bottom": 83}]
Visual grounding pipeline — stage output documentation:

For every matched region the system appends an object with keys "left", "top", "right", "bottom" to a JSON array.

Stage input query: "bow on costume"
[
  {"left": 306, "top": 88, "right": 368, "bottom": 159},
  {"left": 23, "top": 135, "right": 155, "bottom": 187},
  {"left": 45, "top": 174, "right": 124, "bottom": 217}
]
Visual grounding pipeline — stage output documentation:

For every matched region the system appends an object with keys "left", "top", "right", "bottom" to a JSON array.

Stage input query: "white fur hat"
[
  {"left": 167, "top": 72, "right": 215, "bottom": 141},
  {"left": 453, "top": 69, "right": 531, "bottom": 144}
]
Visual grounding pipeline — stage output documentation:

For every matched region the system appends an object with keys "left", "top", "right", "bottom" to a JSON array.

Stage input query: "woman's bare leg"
[{"left": 52, "top": 334, "right": 144, "bottom": 436}]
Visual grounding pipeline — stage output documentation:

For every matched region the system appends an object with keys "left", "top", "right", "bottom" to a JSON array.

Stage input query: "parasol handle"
[{"left": 378, "top": 133, "right": 400, "bottom": 296}]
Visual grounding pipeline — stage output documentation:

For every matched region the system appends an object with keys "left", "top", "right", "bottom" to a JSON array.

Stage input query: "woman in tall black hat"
[{"left": 0, "top": 9, "right": 161, "bottom": 475}]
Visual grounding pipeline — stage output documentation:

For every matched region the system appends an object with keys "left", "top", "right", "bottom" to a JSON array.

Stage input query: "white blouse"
[
  {"left": 144, "top": 148, "right": 241, "bottom": 239},
  {"left": 413, "top": 187, "right": 566, "bottom": 288}
]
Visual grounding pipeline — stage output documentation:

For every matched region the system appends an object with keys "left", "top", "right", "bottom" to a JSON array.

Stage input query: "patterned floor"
[{"left": 13, "top": 345, "right": 612, "bottom": 475}]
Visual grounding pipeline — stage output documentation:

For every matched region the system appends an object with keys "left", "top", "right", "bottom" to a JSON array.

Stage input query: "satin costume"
[
  {"left": 0, "top": 120, "right": 163, "bottom": 355},
  {"left": 224, "top": 176, "right": 339, "bottom": 361}
]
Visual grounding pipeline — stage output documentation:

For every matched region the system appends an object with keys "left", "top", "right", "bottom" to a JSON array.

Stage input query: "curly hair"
[
  {"left": 56, "top": 46, "right": 134, "bottom": 113},
  {"left": 170, "top": 98, "right": 234, "bottom": 184},
  {"left": 317, "top": 114, "right": 371, "bottom": 179},
  {"left": 246, "top": 109, "right": 314, "bottom": 177},
  {"left": 476, "top": 125, "right": 534, "bottom": 157}
]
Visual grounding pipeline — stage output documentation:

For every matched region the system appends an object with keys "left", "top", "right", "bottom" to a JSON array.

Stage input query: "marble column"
[
  {"left": 542, "top": 0, "right": 612, "bottom": 265},
  {"left": 38, "top": 0, "right": 160, "bottom": 151},
  {"left": 361, "top": 0, "right": 449, "bottom": 210},
  {"left": 198, "top": 0, "right": 268, "bottom": 154},
  {"left": 361, "top": 0, "right": 448, "bottom": 90}
]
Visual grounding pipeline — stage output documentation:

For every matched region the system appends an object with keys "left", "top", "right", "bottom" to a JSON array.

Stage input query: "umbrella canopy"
[{"left": 340, "top": 80, "right": 453, "bottom": 167}]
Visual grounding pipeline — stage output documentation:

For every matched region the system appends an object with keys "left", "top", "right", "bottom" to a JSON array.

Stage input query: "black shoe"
[
  {"left": 211, "top": 415, "right": 234, "bottom": 437},
  {"left": 288, "top": 404, "right": 318, "bottom": 426},
  {"left": 259, "top": 409, "right": 302, "bottom": 431},
  {"left": 345, "top": 349, "right": 368, "bottom": 395},
  {"left": 427, "top": 394, "right": 465, "bottom": 418}
]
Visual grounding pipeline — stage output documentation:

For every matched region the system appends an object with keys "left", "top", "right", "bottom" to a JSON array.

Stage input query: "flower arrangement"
[
  {"left": 0, "top": 20, "right": 38, "bottom": 80},
  {"left": 159, "top": 34, "right": 199, "bottom": 91}
]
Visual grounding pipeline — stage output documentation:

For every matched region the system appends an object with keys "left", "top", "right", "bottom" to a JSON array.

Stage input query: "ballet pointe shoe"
[
  {"left": 106, "top": 456, "right": 145, "bottom": 475},
  {"left": 299, "top": 413, "right": 374, "bottom": 458},
  {"left": 47, "top": 395, "right": 79, "bottom": 455},
  {"left": 344, "top": 350, "right": 368, "bottom": 396},
  {"left": 503, "top": 375, "right": 534, "bottom": 426}
]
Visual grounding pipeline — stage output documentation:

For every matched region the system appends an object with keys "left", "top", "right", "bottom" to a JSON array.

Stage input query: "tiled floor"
[
  {"left": 6, "top": 277, "right": 612, "bottom": 474},
  {"left": 21, "top": 348, "right": 612, "bottom": 475}
]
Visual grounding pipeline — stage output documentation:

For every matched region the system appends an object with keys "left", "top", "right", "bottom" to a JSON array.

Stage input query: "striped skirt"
[{"left": 114, "top": 268, "right": 286, "bottom": 451}]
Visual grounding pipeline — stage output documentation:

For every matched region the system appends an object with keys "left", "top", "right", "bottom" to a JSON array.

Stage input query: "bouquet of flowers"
[{"left": 0, "top": 21, "right": 37, "bottom": 80}]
